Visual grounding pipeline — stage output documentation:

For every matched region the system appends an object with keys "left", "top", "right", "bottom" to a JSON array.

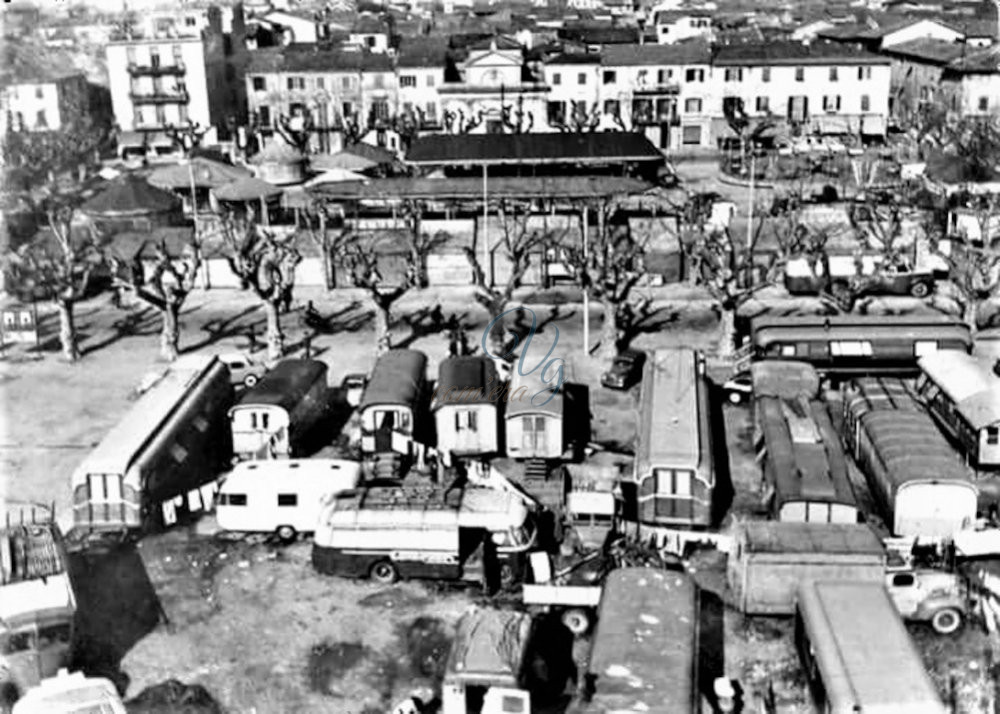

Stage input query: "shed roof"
[
  {"left": 81, "top": 174, "right": 180, "bottom": 217},
  {"left": 918, "top": 351, "right": 1000, "bottom": 428},
  {"left": 739, "top": 521, "right": 885, "bottom": 555},
  {"left": 396, "top": 37, "right": 449, "bottom": 67},
  {"left": 405, "top": 132, "right": 663, "bottom": 166},
  {"left": 880, "top": 37, "right": 967, "bottom": 65},
  {"left": 359, "top": 349, "right": 428, "bottom": 410},
  {"left": 234, "top": 359, "right": 328, "bottom": 412},
  {"left": 433, "top": 357, "right": 498, "bottom": 410}
]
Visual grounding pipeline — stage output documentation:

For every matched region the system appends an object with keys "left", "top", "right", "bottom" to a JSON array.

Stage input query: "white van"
[{"left": 216, "top": 459, "right": 362, "bottom": 541}]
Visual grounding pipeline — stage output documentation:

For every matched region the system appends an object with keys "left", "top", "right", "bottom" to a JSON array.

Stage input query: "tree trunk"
[
  {"left": 264, "top": 300, "right": 284, "bottom": 362},
  {"left": 322, "top": 241, "right": 334, "bottom": 290},
  {"left": 374, "top": 302, "right": 391, "bottom": 355},
  {"left": 57, "top": 299, "right": 79, "bottom": 362},
  {"left": 964, "top": 299, "right": 979, "bottom": 335},
  {"left": 599, "top": 299, "right": 618, "bottom": 360},
  {"left": 717, "top": 307, "right": 737, "bottom": 360},
  {"left": 160, "top": 303, "right": 180, "bottom": 361}
]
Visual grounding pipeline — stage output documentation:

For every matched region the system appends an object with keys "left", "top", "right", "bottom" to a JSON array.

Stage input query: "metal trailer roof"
[
  {"left": 750, "top": 360, "right": 821, "bottom": 399},
  {"left": 738, "top": 522, "right": 885, "bottom": 556},
  {"left": 796, "top": 580, "right": 946, "bottom": 713},
  {"left": 444, "top": 608, "right": 533, "bottom": 687},
  {"left": 844, "top": 377, "right": 926, "bottom": 419},
  {"left": 857, "top": 411, "right": 972, "bottom": 490},
  {"left": 585, "top": 568, "right": 698, "bottom": 712},
  {"left": 359, "top": 349, "right": 428, "bottom": 411},
  {"left": 919, "top": 351, "right": 1000, "bottom": 429},
  {"left": 751, "top": 313, "right": 971, "bottom": 344},
  {"left": 505, "top": 368, "right": 564, "bottom": 419},
  {"left": 432, "top": 356, "right": 498, "bottom": 411},
  {"left": 634, "top": 349, "right": 702, "bottom": 474},
  {"left": 233, "top": 359, "right": 327, "bottom": 412}
]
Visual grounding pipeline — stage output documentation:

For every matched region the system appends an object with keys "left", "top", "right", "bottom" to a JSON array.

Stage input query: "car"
[
  {"left": 342, "top": 373, "right": 367, "bottom": 407},
  {"left": 722, "top": 372, "right": 752, "bottom": 404},
  {"left": 600, "top": 350, "right": 645, "bottom": 390},
  {"left": 218, "top": 352, "right": 268, "bottom": 388}
]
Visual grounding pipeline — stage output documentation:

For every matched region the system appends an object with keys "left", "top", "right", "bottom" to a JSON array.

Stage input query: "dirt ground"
[{"left": 3, "top": 285, "right": 997, "bottom": 712}]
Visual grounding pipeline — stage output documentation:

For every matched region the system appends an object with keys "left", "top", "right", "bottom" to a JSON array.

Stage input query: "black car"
[{"left": 600, "top": 350, "right": 645, "bottom": 390}]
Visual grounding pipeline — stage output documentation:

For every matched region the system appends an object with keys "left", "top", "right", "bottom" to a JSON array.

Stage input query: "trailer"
[
  {"left": 70, "top": 355, "right": 234, "bottom": 535},
  {"left": 727, "top": 521, "right": 886, "bottom": 615},
  {"left": 358, "top": 349, "right": 428, "bottom": 456},
  {"left": 522, "top": 551, "right": 604, "bottom": 636},
  {"left": 229, "top": 359, "right": 329, "bottom": 461},
  {"left": 432, "top": 356, "right": 499, "bottom": 459},
  {"left": 1, "top": 503, "right": 77, "bottom": 704}
]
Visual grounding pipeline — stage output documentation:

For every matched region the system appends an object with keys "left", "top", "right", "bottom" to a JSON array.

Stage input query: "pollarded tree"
[
  {"left": 399, "top": 199, "right": 450, "bottom": 289},
  {"left": 301, "top": 200, "right": 358, "bottom": 290},
  {"left": 109, "top": 239, "right": 201, "bottom": 361},
  {"left": 463, "top": 198, "right": 559, "bottom": 353},
  {"left": 218, "top": 211, "right": 302, "bottom": 361}
]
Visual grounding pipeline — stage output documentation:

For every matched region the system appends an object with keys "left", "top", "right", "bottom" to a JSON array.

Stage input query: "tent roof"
[
  {"left": 212, "top": 176, "right": 283, "bottom": 201},
  {"left": 147, "top": 158, "right": 251, "bottom": 189},
  {"left": 81, "top": 174, "right": 180, "bottom": 217}
]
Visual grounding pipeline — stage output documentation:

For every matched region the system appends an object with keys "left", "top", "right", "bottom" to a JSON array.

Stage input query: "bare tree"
[
  {"left": 109, "top": 239, "right": 201, "bottom": 361},
  {"left": 302, "top": 201, "right": 357, "bottom": 290},
  {"left": 442, "top": 108, "right": 484, "bottom": 135},
  {"left": 500, "top": 95, "right": 535, "bottom": 134},
  {"left": 218, "top": 211, "right": 302, "bottom": 361},
  {"left": 553, "top": 101, "right": 601, "bottom": 133},
  {"left": 342, "top": 236, "right": 418, "bottom": 354},
  {"left": 399, "top": 199, "right": 450, "bottom": 289},
  {"left": 463, "top": 199, "right": 557, "bottom": 352}
]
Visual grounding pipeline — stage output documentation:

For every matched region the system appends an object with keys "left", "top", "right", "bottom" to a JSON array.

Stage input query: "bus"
[
  {"left": 794, "top": 580, "right": 946, "bottom": 714},
  {"left": 748, "top": 314, "right": 972, "bottom": 378},
  {"left": 629, "top": 349, "right": 714, "bottom": 528},
  {"left": 570, "top": 568, "right": 702, "bottom": 713},
  {"left": 70, "top": 356, "right": 234, "bottom": 535},
  {"left": 358, "top": 349, "right": 428, "bottom": 456},
  {"left": 754, "top": 392, "right": 859, "bottom": 524},
  {"left": 843, "top": 377, "right": 977, "bottom": 539},
  {"left": 916, "top": 351, "right": 1000, "bottom": 470}
]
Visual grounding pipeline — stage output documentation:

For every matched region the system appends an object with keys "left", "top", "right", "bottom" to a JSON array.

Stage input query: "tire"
[
  {"left": 275, "top": 525, "right": 296, "bottom": 543},
  {"left": 727, "top": 390, "right": 743, "bottom": 405},
  {"left": 370, "top": 560, "right": 399, "bottom": 585},
  {"left": 243, "top": 373, "right": 260, "bottom": 388},
  {"left": 909, "top": 282, "right": 931, "bottom": 298},
  {"left": 561, "top": 608, "right": 592, "bottom": 637},
  {"left": 930, "top": 607, "right": 962, "bottom": 635},
  {"left": 499, "top": 563, "right": 515, "bottom": 588}
]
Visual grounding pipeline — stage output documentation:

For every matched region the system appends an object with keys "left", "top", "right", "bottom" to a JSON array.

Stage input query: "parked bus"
[
  {"left": 917, "top": 351, "right": 1000, "bottom": 469},
  {"left": 794, "top": 580, "right": 946, "bottom": 713},
  {"left": 629, "top": 349, "right": 714, "bottom": 528},
  {"left": 358, "top": 349, "right": 428, "bottom": 456},
  {"left": 748, "top": 314, "right": 972, "bottom": 378},
  {"left": 504, "top": 368, "right": 565, "bottom": 461},
  {"left": 228, "top": 359, "right": 328, "bottom": 461},
  {"left": 843, "top": 377, "right": 977, "bottom": 539},
  {"left": 432, "top": 356, "right": 500, "bottom": 459},
  {"left": 215, "top": 459, "right": 362, "bottom": 541},
  {"left": 70, "top": 356, "right": 234, "bottom": 534},
  {"left": 311, "top": 484, "right": 537, "bottom": 587},
  {"left": 753, "top": 392, "right": 859, "bottom": 524},
  {"left": 570, "top": 568, "right": 701, "bottom": 713}
]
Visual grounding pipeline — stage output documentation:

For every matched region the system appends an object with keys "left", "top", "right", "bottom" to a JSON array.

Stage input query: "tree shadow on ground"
[
  {"left": 76, "top": 306, "right": 161, "bottom": 357},
  {"left": 182, "top": 304, "right": 263, "bottom": 353},
  {"left": 298, "top": 300, "right": 370, "bottom": 335},
  {"left": 618, "top": 305, "right": 682, "bottom": 351},
  {"left": 395, "top": 307, "right": 467, "bottom": 350}
]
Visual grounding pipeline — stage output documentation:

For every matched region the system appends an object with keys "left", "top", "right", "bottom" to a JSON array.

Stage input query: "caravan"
[{"left": 216, "top": 459, "right": 362, "bottom": 541}]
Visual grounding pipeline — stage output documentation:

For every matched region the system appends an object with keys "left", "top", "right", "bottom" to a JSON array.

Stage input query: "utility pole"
[
  {"left": 745, "top": 148, "right": 756, "bottom": 287},
  {"left": 482, "top": 164, "right": 489, "bottom": 287},
  {"left": 582, "top": 204, "right": 589, "bottom": 355}
]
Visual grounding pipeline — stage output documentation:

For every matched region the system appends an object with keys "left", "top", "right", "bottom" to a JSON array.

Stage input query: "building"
[
  {"left": 396, "top": 38, "right": 448, "bottom": 130},
  {"left": 709, "top": 41, "right": 892, "bottom": 142},
  {"left": 880, "top": 38, "right": 965, "bottom": 120},
  {"left": 349, "top": 13, "right": 393, "bottom": 53},
  {"left": 107, "top": 5, "right": 248, "bottom": 154},
  {"left": 941, "top": 45, "right": 1000, "bottom": 116},
  {"left": 542, "top": 53, "right": 602, "bottom": 130},
  {"left": 652, "top": 10, "right": 715, "bottom": 44},
  {"left": 601, "top": 42, "right": 715, "bottom": 150},
  {"left": 1, "top": 71, "right": 89, "bottom": 134}
]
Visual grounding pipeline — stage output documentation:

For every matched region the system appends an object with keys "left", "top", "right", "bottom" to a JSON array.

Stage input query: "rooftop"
[
  {"left": 405, "top": 132, "right": 664, "bottom": 166},
  {"left": 308, "top": 175, "right": 655, "bottom": 201},
  {"left": 945, "top": 44, "right": 1000, "bottom": 73},
  {"left": 711, "top": 39, "right": 890, "bottom": 66},
  {"left": 246, "top": 45, "right": 394, "bottom": 74},
  {"left": 880, "top": 37, "right": 967, "bottom": 64},
  {"left": 396, "top": 37, "right": 449, "bottom": 67},
  {"left": 601, "top": 40, "right": 712, "bottom": 66}
]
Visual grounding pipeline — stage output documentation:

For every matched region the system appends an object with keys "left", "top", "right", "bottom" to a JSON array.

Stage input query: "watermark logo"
[{"left": 482, "top": 306, "right": 565, "bottom": 407}]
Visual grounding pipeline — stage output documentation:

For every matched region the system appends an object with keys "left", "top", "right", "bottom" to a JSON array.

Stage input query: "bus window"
[
  {"left": 830, "top": 341, "right": 873, "bottom": 357},
  {"left": 38, "top": 623, "right": 71, "bottom": 649},
  {"left": 3, "top": 630, "right": 34, "bottom": 654},
  {"left": 277, "top": 494, "right": 297, "bottom": 507},
  {"left": 780, "top": 344, "right": 796, "bottom": 357},
  {"left": 915, "top": 340, "right": 938, "bottom": 357},
  {"left": 220, "top": 493, "right": 248, "bottom": 506}
]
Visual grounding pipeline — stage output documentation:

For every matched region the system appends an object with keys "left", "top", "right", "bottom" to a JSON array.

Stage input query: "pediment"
[{"left": 464, "top": 50, "right": 523, "bottom": 68}]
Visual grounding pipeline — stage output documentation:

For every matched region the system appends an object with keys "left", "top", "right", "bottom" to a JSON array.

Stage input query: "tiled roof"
[
  {"left": 654, "top": 9, "right": 715, "bottom": 22},
  {"left": 601, "top": 40, "right": 712, "bottom": 66},
  {"left": 945, "top": 45, "right": 1000, "bottom": 73},
  {"left": 880, "top": 37, "right": 967, "bottom": 64},
  {"left": 711, "top": 40, "right": 890, "bottom": 65},
  {"left": 247, "top": 46, "right": 394, "bottom": 74},
  {"left": 557, "top": 25, "right": 643, "bottom": 45},
  {"left": 405, "top": 132, "right": 663, "bottom": 165},
  {"left": 0, "top": 40, "right": 83, "bottom": 85},
  {"left": 546, "top": 52, "right": 602, "bottom": 64},
  {"left": 396, "top": 37, "right": 449, "bottom": 67},
  {"left": 467, "top": 35, "right": 523, "bottom": 51}
]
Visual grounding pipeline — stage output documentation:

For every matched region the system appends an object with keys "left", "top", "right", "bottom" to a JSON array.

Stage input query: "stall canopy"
[
  {"left": 82, "top": 174, "right": 180, "bottom": 218},
  {"left": 147, "top": 157, "right": 251, "bottom": 189},
  {"left": 304, "top": 168, "right": 369, "bottom": 187},
  {"left": 212, "top": 176, "right": 283, "bottom": 202}
]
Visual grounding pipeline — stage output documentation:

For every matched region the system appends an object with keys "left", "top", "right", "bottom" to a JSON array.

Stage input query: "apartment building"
[
  {"left": 542, "top": 54, "right": 602, "bottom": 129},
  {"left": 941, "top": 46, "right": 1000, "bottom": 117},
  {"left": 880, "top": 39, "right": 965, "bottom": 121},
  {"left": 710, "top": 41, "right": 891, "bottom": 141},
  {"left": 107, "top": 6, "right": 248, "bottom": 155},
  {"left": 1, "top": 72, "right": 89, "bottom": 134},
  {"left": 396, "top": 39, "right": 447, "bottom": 129}
]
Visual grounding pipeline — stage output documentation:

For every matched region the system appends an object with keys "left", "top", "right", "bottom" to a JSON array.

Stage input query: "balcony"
[
  {"left": 130, "top": 90, "right": 190, "bottom": 105},
  {"left": 633, "top": 82, "right": 681, "bottom": 95},
  {"left": 128, "top": 62, "right": 186, "bottom": 76}
]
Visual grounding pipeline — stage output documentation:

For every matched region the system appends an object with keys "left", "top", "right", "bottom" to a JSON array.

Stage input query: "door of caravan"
[
  {"left": 374, "top": 410, "right": 395, "bottom": 453},
  {"left": 521, "top": 416, "right": 546, "bottom": 455}
]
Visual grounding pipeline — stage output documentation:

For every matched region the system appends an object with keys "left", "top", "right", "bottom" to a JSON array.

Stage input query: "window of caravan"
[
  {"left": 89, "top": 474, "right": 121, "bottom": 503},
  {"left": 278, "top": 494, "right": 297, "bottom": 506},
  {"left": 220, "top": 493, "right": 247, "bottom": 506},
  {"left": 988, "top": 428, "right": 999, "bottom": 445},
  {"left": 780, "top": 344, "right": 796, "bottom": 356},
  {"left": 654, "top": 469, "right": 693, "bottom": 496},
  {"left": 915, "top": 340, "right": 939, "bottom": 357},
  {"left": 830, "top": 340, "right": 873, "bottom": 356}
]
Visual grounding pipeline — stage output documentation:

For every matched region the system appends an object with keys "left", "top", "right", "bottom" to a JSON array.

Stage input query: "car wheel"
[
  {"left": 930, "top": 607, "right": 962, "bottom": 635},
  {"left": 561, "top": 608, "right": 592, "bottom": 637},
  {"left": 243, "top": 373, "right": 259, "bottom": 388},
  {"left": 727, "top": 390, "right": 743, "bottom": 405},
  {"left": 370, "top": 560, "right": 399, "bottom": 585},
  {"left": 276, "top": 525, "right": 296, "bottom": 543},
  {"left": 909, "top": 282, "right": 931, "bottom": 298}
]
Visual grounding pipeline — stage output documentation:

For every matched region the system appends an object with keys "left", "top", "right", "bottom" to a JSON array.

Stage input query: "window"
[
  {"left": 342, "top": 102, "right": 354, "bottom": 119},
  {"left": 220, "top": 493, "right": 247, "bottom": 506},
  {"left": 126, "top": 46, "right": 137, "bottom": 65},
  {"left": 794, "top": 67, "right": 804, "bottom": 81},
  {"left": 980, "top": 96, "right": 989, "bottom": 112},
  {"left": 252, "top": 76, "right": 265, "bottom": 91},
  {"left": 316, "top": 77, "right": 325, "bottom": 89},
  {"left": 366, "top": 36, "right": 376, "bottom": 47},
  {"left": 38, "top": 624, "right": 71, "bottom": 649},
  {"left": 657, "top": 68, "right": 672, "bottom": 83},
  {"left": 552, "top": 72, "right": 561, "bottom": 85},
  {"left": 830, "top": 340, "right": 873, "bottom": 356},
  {"left": 35, "top": 86, "right": 43, "bottom": 99},
  {"left": 858, "top": 66, "right": 872, "bottom": 80},
  {"left": 258, "top": 105, "right": 271, "bottom": 126},
  {"left": 822, "top": 95, "right": 841, "bottom": 112},
  {"left": 987, "top": 427, "right": 998, "bottom": 445},
  {"left": 685, "top": 68, "right": 705, "bottom": 82},
  {"left": 425, "top": 102, "right": 437, "bottom": 120},
  {"left": 682, "top": 125, "right": 702, "bottom": 144},
  {"left": 780, "top": 344, "right": 796, "bottom": 356},
  {"left": 547, "top": 100, "right": 566, "bottom": 124},
  {"left": 151, "top": 51, "right": 160, "bottom": 68},
  {"left": 170, "top": 443, "right": 188, "bottom": 463},
  {"left": 861, "top": 94, "right": 870, "bottom": 112},
  {"left": 277, "top": 493, "right": 297, "bottom": 507},
  {"left": 427, "top": 75, "right": 435, "bottom": 87},
  {"left": 155, "top": 105, "right": 166, "bottom": 125},
  {"left": 892, "top": 573, "right": 915, "bottom": 587},
  {"left": 755, "top": 96, "right": 769, "bottom": 112},
  {"left": 372, "top": 99, "right": 390, "bottom": 120},
  {"left": 400, "top": 75, "right": 417, "bottom": 88},
  {"left": 172, "top": 44, "right": 183, "bottom": 63},
  {"left": 762, "top": 67, "right": 770, "bottom": 82},
  {"left": 603, "top": 69, "right": 617, "bottom": 84},
  {"left": 829, "top": 67, "right": 838, "bottom": 81},
  {"left": 35, "top": 110, "right": 47, "bottom": 129},
  {"left": 3, "top": 631, "right": 34, "bottom": 654},
  {"left": 724, "top": 68, "right": 743, "bottom": 82},
  {"left": 134, "top": 107, "right": 144, "bottom": 125},
  {"left": 603, "top": 99, "right": 620, "bottom": 116},
  {"left": 185, "top": 16, "right": 197, "bottom": 26},
  {"left": 342, "top": 76, "right": 352, "bottom": 89},
  {"left": 287, "top": 77, "right": 305, "bottom": 91},
  {"left": 578, "top": 72, "right": 587, "bottom": 85},
  {"left": 684, "top": 97, "right": 702, "bottom": 113}
]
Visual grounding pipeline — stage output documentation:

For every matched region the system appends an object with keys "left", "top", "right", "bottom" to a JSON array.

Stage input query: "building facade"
[{"left": 1, "top": 73, "right": 89, "bottom": 133}]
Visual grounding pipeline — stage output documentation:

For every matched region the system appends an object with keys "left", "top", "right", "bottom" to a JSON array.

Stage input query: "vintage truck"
[{"left": 784, "top": 253, "right": 935, "bottom": 300}]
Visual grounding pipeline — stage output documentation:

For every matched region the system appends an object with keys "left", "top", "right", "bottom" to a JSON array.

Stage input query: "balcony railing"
[
  {"left": 130, "top": 90, "right": 190, "bottom": 104},
  {"left": 128, "top": 62, "right": 186, "bottom": 76},
  {"left": 633, "top": 82, "right": 681, "bottom": 95}
]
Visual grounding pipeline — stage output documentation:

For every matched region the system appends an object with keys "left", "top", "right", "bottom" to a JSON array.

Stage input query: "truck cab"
[{"left": 885, "top": 568, "right": 967, "bottom": 634}]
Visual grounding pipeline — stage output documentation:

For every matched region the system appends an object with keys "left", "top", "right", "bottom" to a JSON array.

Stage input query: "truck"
[
  {"left": 1, "top": 503, "right": 77, "bottom": 706},
  {"left": 784, "top": 253, "right": 935, "bottom": 300},
  {"left": 311, "top": 484, "right": 538, "bottom": 589}
]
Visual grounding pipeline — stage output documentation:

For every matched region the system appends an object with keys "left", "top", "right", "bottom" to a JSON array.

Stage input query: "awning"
[
  {"left": 117, "top": 130, "right": 175, "bottom": 148},
  {"left": 813, "top": 116, "right": 852, "bottom": 135},
  {"left": 861, "top": 115, "right": 887, "bottom": 136}
]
